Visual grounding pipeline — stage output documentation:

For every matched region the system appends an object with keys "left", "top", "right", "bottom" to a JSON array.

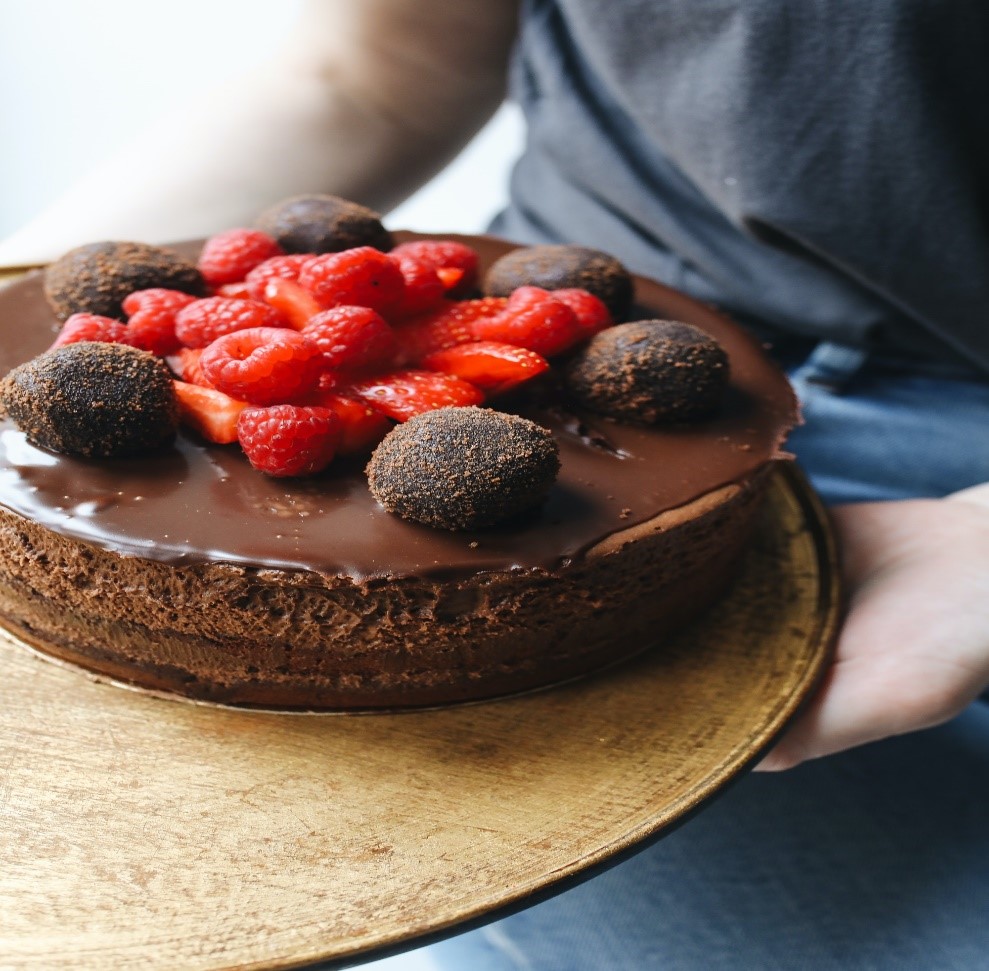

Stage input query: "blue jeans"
[{"left": 367, "top": 343, "right": 989, "bottom": 971}]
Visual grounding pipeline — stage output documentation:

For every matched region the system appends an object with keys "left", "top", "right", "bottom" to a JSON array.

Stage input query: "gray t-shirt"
[{"left": 492, "top": 0, "right": 989, "bottom": 374}]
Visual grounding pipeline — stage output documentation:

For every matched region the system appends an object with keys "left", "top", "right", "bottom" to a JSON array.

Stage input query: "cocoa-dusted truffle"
[
  {"left": 566, "top": 320, "right": 729, "bottom": 423},
  {"left": 44, "top": 241, "right": 207, "bottom": 323},
  {"left": 0, "top": 342, "right": 178, "bottom": 458},
  {"left": 484, "top": 244, "right": 634, "bottom": 321},
  {"left": 367, "top": 406, "right": 560, "bottom": 530},
  {"left": 256, "top": 194, "right": 394, "bottom": 254}
]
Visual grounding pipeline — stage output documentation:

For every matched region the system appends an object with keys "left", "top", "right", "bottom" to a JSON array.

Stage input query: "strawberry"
[
  {"left": 197, "top": 228, "right": 283, "bottom": 287},
  {"left": 237, "top": 404, "right": 341, "bottom": 477},
  {"left": 302, "top": 306, "right": 397, "bottom": 372},
  {"left": 51, "top": 313, "right": 131, "bottom": 349},
  {"left": 308, "top": 390, "right": 392, "bottom": 455},
  {"left": 173, "top": 380, "right": 248, "bottom": 444},
  {"left": 471, "top": 286, "right": 581, "bottom": 357},
  {"left": 421, "top": 341, "right": 549, "bottom": 395},
  {"left": 165, "top": 347, "right": 212, "bottom": 387},
  {"left": 298, "top": 246, "right": 405, "bottom": 313},
  {"left": 245, "top": 253, "right": 311, "bottom": 301},
  {"left": 389, "top": 239, "right": 479, "bottom": 295},
  {"left": 260, "top": 277, "right": 323, "bottom": 330},
  {"left": 174, "top": 296, "right": 285, "bottom": 349},
  {"left": 199, "top": 327, "right": 324, "bottom": 405},
  {"left": 347, "top": 369, "right": 484, "bottom": 422},
  {"left": 550, "top": 288, "right": 613, "bottom": 339},
  {"left": 393, "top": 297, "right": 507, "bottom": 363}
]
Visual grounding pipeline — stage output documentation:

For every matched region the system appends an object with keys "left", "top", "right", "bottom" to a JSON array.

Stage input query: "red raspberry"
[
  {"left": 51, "top": 313, "right": 131, "bottom": 349},
  {"left": 174, "top": 297, "right": 285, "bottom": 349},
  {"left": 216, "top": 281, "right": 252, "bottom": 300},
  {"left": 388, "top": 255, "right": 445, "bottom": 319},
  {"left": 551, "top": 288, "right": 613, "bottom": 339},
  {"left": 472, "top": 286, "right": 580, "bottom": 357},
  {"left": 237, "top": 404, "right": 341, "bottom": 477},
  {"left": 298, "top": 246, "right": 405, "bottom": 313},
  {"left": 390, "top": 240, "right": 479, "bottom": 294},
  {"left": 245, "top": 254, "right": 311, "bottom": 301},
  {"left": 393, "top": 296, "right": 508, "bottom": 363},
  {"left": 199, "top": 327, "right": 323, "bottom": 405},
  {"left": 122, "top": 288, "right": 198, "bottom": 317},
  {"left": 347, "top": 369, "right": 484, "bottom": 422},
  {"left": 197, "top": 228, "right": 283, "bottom": 287},
  {"left": 302, "top": 306, "right": 397, "bottom": 372}
]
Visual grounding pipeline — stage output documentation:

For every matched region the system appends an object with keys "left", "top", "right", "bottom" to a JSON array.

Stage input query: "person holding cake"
[{"left": 2, "top": 1, "right": 987, "bottom": 968}]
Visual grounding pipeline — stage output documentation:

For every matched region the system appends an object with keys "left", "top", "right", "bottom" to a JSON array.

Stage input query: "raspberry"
[
  {"left": 122, "top": 288, "right": 198, "bottom": 318},
  {"left": 216, "top": 281, "right": 252, "bottom": 300},
  {"left": 393, "top": 297, "right": 507, "bottom": 363},
  {"left": 197, "top": 228, "right": 283, "bottom": 287},
  {"left": 51, "top": 313, "right": 131, "bottom": 349},
  {"left": 302, "top": 306, "right": 396, "bottom": 372},
  {"left": 298, "top": 246, "right": 405, "bottom": 313},
  {"left": 347, "top": 369, "right": 484, "bottom": 422},
  {"left": 390, "top": 240, "right": 479, "bottom": 294},
  {"left": 174, "top": 297, "right": 285, "bottom": 349},
  {"left": 551, "top": 288, "right": 613, "bottom": 339},
  {"left": 389, "top": 255, "right": 445, "bottom": 319},
  {"left": 199, "top": 327, "right": 323, "bottom": 405},
  {"left": 237, "top": 404, "right": 341, "bottom": 477},
  {"left": 472, "top": 286, "right": 581, "bottom": 357},
  {"left": 244, "top": 254, "right": 311, "bottom": 301}
]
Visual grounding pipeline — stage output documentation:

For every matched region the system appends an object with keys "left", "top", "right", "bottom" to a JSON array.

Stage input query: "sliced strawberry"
[
  {"left": 393, "top": 297, "right": 508, "bottom": 363},
  {"left": 261, "top": 277, "right": 323, "bottom": 330},
  {"left": 165, "top": 347, "right": 213, "bottom": 387},
  {"left": 347, "top": 369, "right": 484, "bottom": 422},
  {"left": 436, "top": 266, "right": 466, "bottom": 291},
  {"left": 309, "top": 390, "right": 393, "bottom": 454},
  {"left": 551, "top": 288, "right": 613, "bottom": 339},
  {"left": 173, "top": 380, "right": 249, "bottom": 444},
  {"left": 471, "top": 286, "right": 581, "bottom": 357},
  {"left": 421, "top": 341, "right": 549, "bottom": 395}
]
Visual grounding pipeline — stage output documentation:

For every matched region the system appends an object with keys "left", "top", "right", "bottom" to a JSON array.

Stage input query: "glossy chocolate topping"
[{"left": 0, "top": 235, "right": 797, "bottom": 580}]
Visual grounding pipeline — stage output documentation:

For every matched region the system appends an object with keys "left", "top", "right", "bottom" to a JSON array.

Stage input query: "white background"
[{"left": 0, "top": 0, "right": 523, "bottom": 246}]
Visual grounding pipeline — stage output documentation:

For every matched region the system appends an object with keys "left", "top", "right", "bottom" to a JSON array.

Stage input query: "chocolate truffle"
[
  {"left": 566, "top": 320, "right": 729, "bottom": 423},
  {"left": 0, "top": 342, "right": 178, "bottom": 457},
  {"left": 44, "top": 241, "right": 207, "bottom": 322},
  {"left": 484, "top": 244, "right": 634, "bottom": 321},
  {"left": 367, "top": 406, "right": 560, "bottom": 530},
  {"left": 256, "top": 194, "right": 394, "bottom": 254}
]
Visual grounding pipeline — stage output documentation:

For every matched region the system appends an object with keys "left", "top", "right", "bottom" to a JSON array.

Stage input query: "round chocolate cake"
[{"left": 0, "top": 234, "right": 797, "bottom": 710}]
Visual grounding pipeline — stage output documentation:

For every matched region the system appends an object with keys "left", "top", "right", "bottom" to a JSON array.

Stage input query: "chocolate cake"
[{"left": 0, "top": 235, "right": 798, "bottom": 710}]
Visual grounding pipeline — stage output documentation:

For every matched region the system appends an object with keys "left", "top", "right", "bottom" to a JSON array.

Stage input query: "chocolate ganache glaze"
[{"left": 0, "top": 235, "right": 797, "bottom": 583}]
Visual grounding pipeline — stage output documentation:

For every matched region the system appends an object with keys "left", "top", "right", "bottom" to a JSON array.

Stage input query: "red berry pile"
[{"left": 50, "top": 231, "right": 616, "bottom": 477}]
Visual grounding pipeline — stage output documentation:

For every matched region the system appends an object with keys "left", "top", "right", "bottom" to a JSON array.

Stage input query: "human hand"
[{"left": 757, "top": 483, "right": 989, "bottom": 771}]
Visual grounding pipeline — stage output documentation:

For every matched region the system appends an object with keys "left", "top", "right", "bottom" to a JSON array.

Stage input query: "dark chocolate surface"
[{"left": 0, "top": 235, "right": 797, "bottom": 580}]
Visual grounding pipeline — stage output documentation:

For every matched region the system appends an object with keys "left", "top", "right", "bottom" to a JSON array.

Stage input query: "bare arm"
[{"left": 0, "top": 0, "right": 520, "bottom": 265}]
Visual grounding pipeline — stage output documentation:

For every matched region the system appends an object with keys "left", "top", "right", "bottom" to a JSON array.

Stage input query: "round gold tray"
[{"left": 0, "top": 462, "right": 838, "bottom": 970}]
